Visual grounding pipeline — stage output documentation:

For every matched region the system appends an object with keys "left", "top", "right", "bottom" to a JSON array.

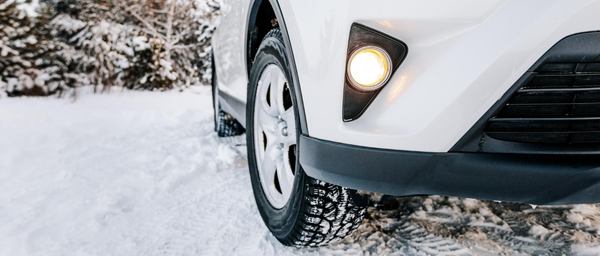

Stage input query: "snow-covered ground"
[{"left": 0, "top": 87, "right": 599, "bottom": 256}]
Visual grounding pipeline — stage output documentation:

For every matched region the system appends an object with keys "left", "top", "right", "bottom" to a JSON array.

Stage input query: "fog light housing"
[
  {"left": 347, "top": 46, "right": 392, "bottom": 91},
  {"left": 342, "top": 23, "right": 408, "bottom": 122}
]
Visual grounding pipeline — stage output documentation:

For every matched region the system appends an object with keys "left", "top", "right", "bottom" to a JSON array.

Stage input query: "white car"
[{"left": 211, "top": 0, "right": 600, "bottom": 246}]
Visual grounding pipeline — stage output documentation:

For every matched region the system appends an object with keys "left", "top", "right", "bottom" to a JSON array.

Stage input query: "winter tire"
[
  {"left": 211, "top": 53, "right": 245, "bottom": 137},
  {"left": 247, "top": 28, "right": 366, "bottom": 247}
]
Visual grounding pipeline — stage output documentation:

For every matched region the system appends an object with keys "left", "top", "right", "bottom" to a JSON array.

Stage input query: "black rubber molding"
[{"left": 299, "top": 135, "right": 600, "bottom": 205}]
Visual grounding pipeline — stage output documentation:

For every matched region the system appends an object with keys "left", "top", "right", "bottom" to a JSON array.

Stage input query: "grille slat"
[
  {"left": 510, "top": 90, "right": 600, "bottom": 104},
  {"left": 486, "top": 132, "right": 600, "bottom": 144},
  {"left": 490, "top": 117, "right": 600, "bottom": 122},
  {"left": 520, "top": 87, "right": 600, "bottom": 93},
  {"left": 499, "top": 102, "right": 600, "bottom": 118},
  {"left": 487, "top": 119, "right": 600, "bottom": 133},
  {"left": 485, "top": 62, "right": 600, "bottom": 144}
]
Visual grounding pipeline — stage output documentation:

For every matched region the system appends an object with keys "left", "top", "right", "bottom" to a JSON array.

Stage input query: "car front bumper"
[
  {"left": 283, "top": 0, "right": 600, "bottom": 152},
  {"left": 299, "top": 135, "right": 600, "bottom": 205}
]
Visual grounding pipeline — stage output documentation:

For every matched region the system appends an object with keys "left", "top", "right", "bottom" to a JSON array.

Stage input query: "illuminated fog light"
[{"left": 347, "top": 46, "right": 392, "bottom": 91}]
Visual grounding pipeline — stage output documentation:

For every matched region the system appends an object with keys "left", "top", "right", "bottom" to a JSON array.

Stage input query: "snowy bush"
[
  {"left": 0, "top": 0, "right": 74, "bottom": 97},
  {"left": 0, "top": 0, "right": 221, "bottom": 97}
]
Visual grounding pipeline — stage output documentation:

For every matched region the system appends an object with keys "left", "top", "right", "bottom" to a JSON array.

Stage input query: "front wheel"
[{"left": 246, "top": 28, "right": 365, "bottom": 247}]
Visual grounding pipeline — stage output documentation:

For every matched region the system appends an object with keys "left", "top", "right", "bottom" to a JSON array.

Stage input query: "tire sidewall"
[{"left": 246, "top": 30, "right": 306, "bottom": 241}]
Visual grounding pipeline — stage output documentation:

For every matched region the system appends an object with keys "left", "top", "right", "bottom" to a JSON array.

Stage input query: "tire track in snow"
[
  {"left": 323, "top": 207, "right": 470, "bottom": 256},
  {"left": 321, "top": 196, "right": 600, "bottom": 255}
]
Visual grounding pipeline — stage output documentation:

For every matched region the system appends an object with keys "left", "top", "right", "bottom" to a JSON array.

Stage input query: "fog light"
[{"left": 347, "top": 46, "right": 392, "bottom": 91}]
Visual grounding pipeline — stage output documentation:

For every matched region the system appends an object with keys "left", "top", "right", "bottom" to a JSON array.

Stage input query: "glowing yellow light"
[{"left": 347, "top": 46, "right": 392, "bottom": 90}]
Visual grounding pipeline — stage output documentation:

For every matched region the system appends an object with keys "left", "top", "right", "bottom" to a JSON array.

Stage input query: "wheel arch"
[{"left": 246, "top": 0, "right": 308, "bottom": 134}]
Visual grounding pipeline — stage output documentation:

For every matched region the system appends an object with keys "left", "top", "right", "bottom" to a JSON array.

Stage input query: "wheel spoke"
[
  {"left": 257, "top": 69, "right": 280, "bottom": 138},
  {"left": 259, "top": 68, "right": 279, "bottom": 117},
  {"left": 261, "top": 143, "right": 278, "bottom": 186},
  {"left": 258, "top": 106, "right": 278, "bottom": 138},
  {"left": 269, "top": 69, "right": 286, "bottom": 115},
  {"left": 277, "top": 157, "right": 294, "bottom": 197}
]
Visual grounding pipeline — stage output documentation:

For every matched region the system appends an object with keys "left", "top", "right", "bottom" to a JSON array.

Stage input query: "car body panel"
[
  {"left": 213, "top": 0, "right": 251, "bottom": 105},
  {"left": 213, "top": 0, "right": 600, "bottom": 152}
]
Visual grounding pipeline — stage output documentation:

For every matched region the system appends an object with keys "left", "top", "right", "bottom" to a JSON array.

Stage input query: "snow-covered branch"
[{"left": 1, "top": 0, "right": 222, "bottom": 97}]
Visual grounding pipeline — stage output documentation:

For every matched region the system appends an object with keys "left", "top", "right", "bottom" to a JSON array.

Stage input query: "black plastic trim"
[
  {"left": 299, "top": 135, "right": 600, "bottom": 205},
  {"left": 343, "top": 24, "right": 408, "bottom": 122},
  {"left": 452, "top": 31, "right": 600, "bottom": 154},
  {"left": 245, "top": 0, "right": 308, "bottom": 135}
]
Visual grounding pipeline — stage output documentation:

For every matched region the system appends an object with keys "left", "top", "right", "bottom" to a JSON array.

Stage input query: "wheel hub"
[{"left": 278, "top": 120, "right": 288, "bottom": 137}]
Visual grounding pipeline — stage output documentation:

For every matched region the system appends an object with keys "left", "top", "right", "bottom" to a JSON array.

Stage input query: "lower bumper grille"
[
  {"left": 453, "top": 32, "right": 600, "bottom": 153},
  {"left": 485, "top": 62, "right": 600, "bottom": 144}
]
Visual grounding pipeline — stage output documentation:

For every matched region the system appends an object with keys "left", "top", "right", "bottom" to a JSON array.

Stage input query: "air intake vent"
[{"left": 485, "top": 62, "right": 600, "bottom": 144}]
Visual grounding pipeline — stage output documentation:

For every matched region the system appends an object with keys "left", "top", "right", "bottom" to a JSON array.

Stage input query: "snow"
[
  {"left": 0, "top": 86, "right": 599, "bottom": 256},
  {"left": 15, "top": 0, "right": 39, "bottom": 17}
]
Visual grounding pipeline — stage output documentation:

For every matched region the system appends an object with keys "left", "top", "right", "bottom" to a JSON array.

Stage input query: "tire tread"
[
  {"left": 215, "top": 109, "right": 245, "bottom": 137},
  {"left": 285, "top": 179, "right": 366, "bottom": 247}
]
